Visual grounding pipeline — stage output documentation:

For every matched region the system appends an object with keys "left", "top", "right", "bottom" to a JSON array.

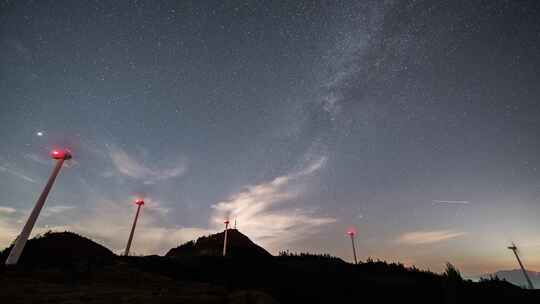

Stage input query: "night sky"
[{"left": 1, "top": 0, "right": 540, "bottom": 275}]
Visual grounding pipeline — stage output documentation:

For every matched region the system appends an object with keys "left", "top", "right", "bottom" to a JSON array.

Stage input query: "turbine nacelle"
[{"left": 50, "top": 149, "right": 72, "bottom": 160}]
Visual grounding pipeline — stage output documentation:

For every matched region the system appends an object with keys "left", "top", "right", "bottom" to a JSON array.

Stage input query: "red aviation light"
[{"left": 50, "top": 149, "right": 72, "bottom": 160}]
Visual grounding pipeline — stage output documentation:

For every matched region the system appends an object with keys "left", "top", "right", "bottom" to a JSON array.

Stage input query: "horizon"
[
  {"left": 1, "top": 0, "right": 540, "bottom": 276},
  {"left": 1, "top": 228, "right": 536, "bottom": 278}
]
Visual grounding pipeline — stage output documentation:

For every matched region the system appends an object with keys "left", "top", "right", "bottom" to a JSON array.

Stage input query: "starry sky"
[{"left": 1, "top": 0, "right": 540, "bottom": 275}]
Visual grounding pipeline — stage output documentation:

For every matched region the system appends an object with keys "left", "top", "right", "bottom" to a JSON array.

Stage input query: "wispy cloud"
[
  {"left": 397, "top": 230, "right": 466, "bottom": 245},
  {"left": 0, "top": 206, "right": 16, "bottom": 214},
  {"left": 42, "top": 205, "right": 76, "bottom": 217},
  {"left": 24, "top": 153, "right": 51, "bottom": 166},
  {"left": 0, "top": 165, "right": 36, "bottom": 183},
  {"left": 106, "top": 144, "right": 186, "bottom": 184},
  {"left": 432, "top": 200, "right": 470, "bottom": 205},
  {"left": 295, "top": 156, "right": 327, "bottom": 177},
  {"left": 211, "top": 156, "right": 335, "bottom": 251},
  {"left": 0, "top": 218, "right": 19, "bottom": 248}
]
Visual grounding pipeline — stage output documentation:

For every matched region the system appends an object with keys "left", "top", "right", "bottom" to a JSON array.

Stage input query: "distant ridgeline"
[
  {"left": 476, "top": 269, "right": 540, "bottom": 289},
  {"left": 166, "top": 229, "right": 272, "bottom": 258},
  {"left": 0, "top": 230, "right": 536, "bottom": 303}
]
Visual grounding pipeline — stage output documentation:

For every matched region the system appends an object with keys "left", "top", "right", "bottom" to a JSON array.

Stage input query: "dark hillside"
[
  {"left": 0, "top": 231, "right": 114, "bottom": 267},
  {"left": 1, "top": 231, "right": 539, "bottom": 303},
  {"left": 166, "top": 229, "right": 271, "bottom": 259}
]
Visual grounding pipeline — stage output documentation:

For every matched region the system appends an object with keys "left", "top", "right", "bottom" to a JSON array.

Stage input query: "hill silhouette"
[
  {"left": 0, "top": 231, "right": 114, "bottom": 267},
  {"left": 1, "top": 230, "right": 539, "bottom": 303},
  {"left": 166, "top": 228, "right": 272, "bottom": 258}
]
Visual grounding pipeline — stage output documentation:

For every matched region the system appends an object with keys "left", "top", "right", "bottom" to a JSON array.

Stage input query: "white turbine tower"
[
  {"left": 124, "top": 199, "right": 145, "bottom": 256},
  {"left": 5, "top": 149, "right": 72, "bottom": 266},
  {"left": 347, "top": 228, "right": 358, "bottom": 264},
  {"left": 223, "top": 219, "right": 230, "bottom": 256},
  {"left": 508, "top": 242, "right": 534, "bottom": 289}
]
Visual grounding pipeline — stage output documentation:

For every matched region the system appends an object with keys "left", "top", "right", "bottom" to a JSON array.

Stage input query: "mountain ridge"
[
  {"left": 166, "top": 228, "right": 272, "bottom": 258},
  {"left": 1, "top": 231, "right": 538, "bottom": 303}
]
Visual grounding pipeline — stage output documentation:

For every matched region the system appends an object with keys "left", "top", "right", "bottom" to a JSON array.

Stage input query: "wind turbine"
[
  {"left": 124, "top": 199, "right": 145, "bottom": 256},
  {"left": 5, "top": 149, "right": 72, "bottom": 266},
  {"left": 347, "top": 228, "right": 358, "bottom": 264},
  {"left": 508, "top": 242, "right": 534, "bottom": 289},
  {"left": 223, "top": 219, "right": 230, "bottom": 256}
]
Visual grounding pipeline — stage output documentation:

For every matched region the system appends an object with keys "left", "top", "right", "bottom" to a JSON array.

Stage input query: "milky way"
[{"left": 1, "top": 1, "right": 540, "bottom": 275}]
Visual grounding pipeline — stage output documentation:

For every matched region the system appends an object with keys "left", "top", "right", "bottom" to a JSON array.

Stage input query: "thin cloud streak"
[
  {"left": 42, "top": 205, "right": 76, "bottom": 217},
  {"left": 0, "top": 165, "right": 36, "bottom": 183},
  {"left": 0, "top": 206, "right": 17, "bottom": 214},
  {"left": 397, "top": 230, "right": 467, "bottom": 245},
  {"left": 432, "top": 200, "right": 470, "bottom": 205},
  {"left": 24, "top": 153, "right": 51, "bottom": 166}
]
